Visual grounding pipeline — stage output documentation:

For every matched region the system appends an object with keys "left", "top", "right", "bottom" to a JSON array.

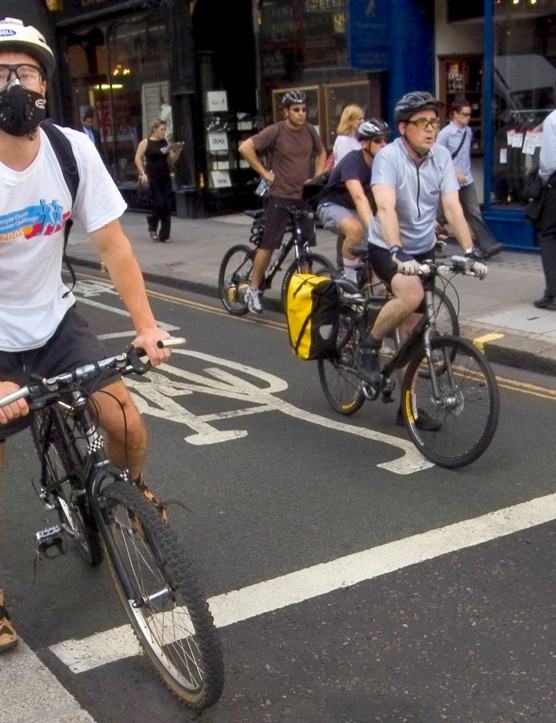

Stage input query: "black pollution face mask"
[{"left": 0, "top": 81, "right": 46, "bottom": 137}]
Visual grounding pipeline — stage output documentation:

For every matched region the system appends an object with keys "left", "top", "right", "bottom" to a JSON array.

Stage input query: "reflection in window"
[{"left": 491, "top": 4, "right": 556, "bottom": 207}]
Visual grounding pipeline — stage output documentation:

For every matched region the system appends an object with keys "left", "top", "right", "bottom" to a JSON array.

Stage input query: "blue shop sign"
[{"left": 348, "top": 0, "right": 392, "bottom": 70}]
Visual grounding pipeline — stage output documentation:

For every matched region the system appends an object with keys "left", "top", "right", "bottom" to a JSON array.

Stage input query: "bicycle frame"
[{"left": 38, "top": 389, "right": 143, "bottom": 598}]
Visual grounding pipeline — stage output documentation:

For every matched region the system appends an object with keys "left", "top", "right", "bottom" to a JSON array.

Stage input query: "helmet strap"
[{"left": 401, "top": 134, "right": 429, "bottom": 162}]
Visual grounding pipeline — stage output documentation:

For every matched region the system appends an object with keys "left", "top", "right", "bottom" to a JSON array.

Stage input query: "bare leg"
[
  {"left": 251, "top": 248, "right": 273, "bottom": 289},
  {"left": 91, "top": 379, "right": 147, "bottom": 479}
]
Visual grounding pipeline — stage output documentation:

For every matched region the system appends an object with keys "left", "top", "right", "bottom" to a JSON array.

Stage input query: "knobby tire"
[{"left": 100, "top": 479, "right": 224, "bottom": 710}]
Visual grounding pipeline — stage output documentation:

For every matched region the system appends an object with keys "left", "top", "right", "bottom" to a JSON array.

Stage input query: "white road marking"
[
  {"left": 50, "top": 493, "right": 556, "bottom": 674},
  {"left": 127, "top": 350, "right": 432, "bottom": 474},
  {"left": 1, "top": 639, "right": 95, "bottom": 722},
  {"left": 74, "top": 281, "right": 431, "bottom": 474}
]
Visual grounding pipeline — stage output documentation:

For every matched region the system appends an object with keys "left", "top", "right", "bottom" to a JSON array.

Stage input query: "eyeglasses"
[
  {"left": 458, "top": 111, "right": 472, "bottom": 117},
  {"left": 289, "top": 106, "right": 307, "bottom": 113},
  {"left": 371, "top": 136, "right": 388, "bottom": 144},
  {"left": 0, "top": 64, "right": 43, "bottom": 89},
  {"left": 407, "top": 117, "right": 441, "bottom": 130}
]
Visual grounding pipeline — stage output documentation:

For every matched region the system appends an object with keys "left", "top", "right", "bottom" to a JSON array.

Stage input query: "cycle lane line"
[{"left": 49, "top": 492, "right": 556, "bottom": 673}]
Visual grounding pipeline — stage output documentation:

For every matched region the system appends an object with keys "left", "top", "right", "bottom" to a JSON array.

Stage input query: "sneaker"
[
  {"left": 245, "top": 287, "right": 263, "bottom": 314},
  {"left": 533, "top": 295, "right": 556, "bottom": 311},
  {"left": 134, "top": 475, "right": 168, "bottom": 523},
  {"left": 397, "top": 406, "right": 442, "bottom": 432},
  {"left": 356, "top": 344, "right": 381, "bottom": 384},
  {"left": 0, "top": 589, "right": 18, "bottom": 653}
]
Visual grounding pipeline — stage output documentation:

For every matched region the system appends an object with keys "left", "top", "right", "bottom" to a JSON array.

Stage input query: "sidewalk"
[{"left": 67, "top": 210, "right": 556, "bottom": 376}]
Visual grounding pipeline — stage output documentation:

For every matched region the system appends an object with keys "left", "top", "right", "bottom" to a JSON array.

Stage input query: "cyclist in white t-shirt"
[{"left": 0, "top": 17, "right": 173, "bottom": 653}]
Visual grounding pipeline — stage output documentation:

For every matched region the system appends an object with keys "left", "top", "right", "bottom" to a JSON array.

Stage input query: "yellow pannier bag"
[{"left": 285, "top": 273, "right": 340, "bottom": 360}]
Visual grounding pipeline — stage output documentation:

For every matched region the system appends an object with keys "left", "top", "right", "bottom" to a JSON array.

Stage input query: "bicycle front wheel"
[
  {"left": 400, "top": 336, "right": 500, "bottom": 468},
  {"left": 218, "top": 244, "right": 255, "bottom": 315},
  {"left": 432, "top": 287, "right": 459, "bottom": 337},
  {"left": 281, "top": 253, "right": 335, "bottom": 310},
  {"left": 317, "top": 311, "right": 365, "bottom": 415},
  {"left": 101, "top": 480, "right": 224, "bottom": 710}
]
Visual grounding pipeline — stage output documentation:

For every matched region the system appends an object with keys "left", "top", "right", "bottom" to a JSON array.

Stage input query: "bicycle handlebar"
[
  {"left": 416, "top": 255, "right": 483, "bottom": 278},
  {"left": 0, "top": 336, "right": 186, "bottom": 409}
]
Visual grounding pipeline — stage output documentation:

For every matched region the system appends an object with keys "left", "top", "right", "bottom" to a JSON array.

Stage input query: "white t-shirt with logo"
[{"left": 0, "top": 126, "right": 126, "bottom": 351}]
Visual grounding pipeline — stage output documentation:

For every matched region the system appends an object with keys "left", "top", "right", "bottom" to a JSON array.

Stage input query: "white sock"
[{"left": 343, "top": 257, "right": 360, "bottom": 283}]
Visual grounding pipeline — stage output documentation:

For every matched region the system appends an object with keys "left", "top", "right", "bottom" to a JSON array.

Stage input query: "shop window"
[
  {"left": 490, "top": 4, "right": 556, "bottom": 207},
  {"left": 66, "top": 11, "right": 171, "bottom": 186}
]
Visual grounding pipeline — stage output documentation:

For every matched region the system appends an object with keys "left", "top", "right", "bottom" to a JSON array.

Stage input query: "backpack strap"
[{"left": 39, "top": 119, "right": 79, "bottom": 296}]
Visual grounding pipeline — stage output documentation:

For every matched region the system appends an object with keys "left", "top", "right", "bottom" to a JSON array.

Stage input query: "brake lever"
[{"left": 125, "top": 346, "right": 151, "bottom": 375}]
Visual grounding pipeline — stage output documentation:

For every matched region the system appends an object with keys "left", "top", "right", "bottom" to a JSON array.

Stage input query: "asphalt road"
[{"left": 1, "top": 269, "right": 555, "bottom": 722}]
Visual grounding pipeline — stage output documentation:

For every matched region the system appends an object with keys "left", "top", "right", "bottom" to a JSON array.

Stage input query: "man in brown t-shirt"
[{"left": 238, "top": 90, "right": 326, "bottom": 313}]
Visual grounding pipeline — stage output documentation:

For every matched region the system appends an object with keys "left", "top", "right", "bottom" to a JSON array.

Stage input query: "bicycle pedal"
[{"left": 36, "top": 526, "right": 66, "bottom": 558}]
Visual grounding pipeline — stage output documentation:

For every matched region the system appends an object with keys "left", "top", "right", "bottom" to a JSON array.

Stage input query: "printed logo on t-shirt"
[{"left": 0, "top": 200, "right": 70, "bottom": 243}]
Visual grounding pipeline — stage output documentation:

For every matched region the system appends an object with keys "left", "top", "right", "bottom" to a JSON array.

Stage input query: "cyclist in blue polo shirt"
[{"left": 359, "top": 91, "right": 487, "bottom": 429}]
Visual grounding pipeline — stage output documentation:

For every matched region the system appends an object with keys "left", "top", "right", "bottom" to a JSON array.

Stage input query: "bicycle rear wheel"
[
  {"left": 281, "top": 253, "right": 335, "bottom": 310},
  {"left": 400, "top": 336, "right": 500, "bottom": 468},
  {"left": 218, "top": 244, "right": 255, "bottom": 315},
  {"left": 31, "top": 409, "right": 103, "bottom": 566},
  {"left": 317, "top": 311, "right": 365, "bottom": 415},
  {"left": 101, "top": 479, "right": 224, "bottom": 710}
]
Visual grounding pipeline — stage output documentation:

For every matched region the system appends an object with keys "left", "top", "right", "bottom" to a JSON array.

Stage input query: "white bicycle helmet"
[
  {"left": 394, "top": 91, "right": 442, "bottom": 123},
  {"left": 281, "top": 89, "right": 306, "bottom": 108},
  {"left": 0, "top": 17, "right": 55, "bottom": 78},
  {"left": 356, "top": 118, "right": 390, "bottom": 140}
]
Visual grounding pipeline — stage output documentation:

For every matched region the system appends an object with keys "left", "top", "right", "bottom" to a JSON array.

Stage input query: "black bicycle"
[
  {"left": 218, "top": 204, "right": 334, "bottom": 315},
  {"left": 347, "top": 243, "right": 460, "bottom": 343},
  {"left": 317, "top": 256, "right": 500, "bottom": 468},
  {"left": 0, "top": 338, "right": 224, "bottom": 710}
]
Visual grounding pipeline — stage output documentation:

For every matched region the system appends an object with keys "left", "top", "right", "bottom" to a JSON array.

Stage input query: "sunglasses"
[
  {"left": 289, "top": 106, "right": 307, "bottom": 113},
  {"left": 407, "top": 117, "right": 441, "bottom": 130},
  {"left": 458, "top": 111, "right": 472, "bottom": 117}
]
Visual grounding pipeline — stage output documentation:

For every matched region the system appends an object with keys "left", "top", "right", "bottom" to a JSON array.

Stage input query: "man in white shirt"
[
  {"left": 0, "top": 17, "right": 172, "bottom": 652},
  {"left": 437, "top": 98, "right": 503, "bottom": 259},
  {"left": 534, "top": 103, "right": 556, "bottom": 310}
]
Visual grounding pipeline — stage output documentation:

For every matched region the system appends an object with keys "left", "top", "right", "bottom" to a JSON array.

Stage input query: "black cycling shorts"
[
  {"left": 0, "top": 305, "right": 109, "bottom": 442},
  {"left": 367, "top": 244, "right": 436, "bottom": 313}
]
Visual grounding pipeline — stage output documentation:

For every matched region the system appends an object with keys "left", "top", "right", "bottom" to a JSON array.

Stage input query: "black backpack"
[{"left": 40, "top": 119, "right": 80, "bottom": 294}]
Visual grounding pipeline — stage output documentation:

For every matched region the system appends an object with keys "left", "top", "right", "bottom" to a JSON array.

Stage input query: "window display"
[{"left": 490, "top": 4, "right": 556, "bottom": 208}]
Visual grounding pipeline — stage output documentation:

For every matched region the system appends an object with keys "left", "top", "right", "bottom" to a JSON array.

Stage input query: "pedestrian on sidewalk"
[
  {"left": 134, "top": 119, "right": 183, "bottom": 243},
  {"left": 533, "top": 104, "right": 556, "bottom": 310},
  {"left": 0, "top": 17, "right": 173, "bottom": 653},
  {"left": 238, "top": 89, "right": 326, "bottom": 314},
  {"left": 437, "top": 98, "right": 504, "bottom": 259}
]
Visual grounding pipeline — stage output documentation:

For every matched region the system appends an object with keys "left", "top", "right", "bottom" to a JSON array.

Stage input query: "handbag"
[{"left": 522, "top": 166, "right": 543, "bottom": 202}]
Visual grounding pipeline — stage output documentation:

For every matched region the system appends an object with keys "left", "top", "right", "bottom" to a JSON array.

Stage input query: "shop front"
[
  {"left": 437, "top": 0, "right": 556, "bottom": 251},
  {"left": 43, "top": 0, "right": 436, "bottom": 217}
]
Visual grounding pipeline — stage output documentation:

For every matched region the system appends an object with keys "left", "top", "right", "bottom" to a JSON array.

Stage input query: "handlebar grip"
[{"left": 157, "top": 336, "right": 186, "bottom": 349}]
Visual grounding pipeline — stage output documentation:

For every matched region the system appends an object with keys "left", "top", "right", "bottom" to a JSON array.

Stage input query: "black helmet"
[
  {"left": 394, "top": 91, "right": 442, "bottom": 123},
  {"left": 356, "top": 118, "right": 390, "bottom": 140},
  {"left": 0, "top": 17, "right": 55, "bottom": 78},
  {"left": 281, "top": 89, "right": 306, "bottom": 108}
]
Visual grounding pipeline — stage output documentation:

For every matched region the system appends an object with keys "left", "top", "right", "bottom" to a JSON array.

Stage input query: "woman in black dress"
[{"left": 135, "top": 120, "right": 183, "bottom": 242}]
